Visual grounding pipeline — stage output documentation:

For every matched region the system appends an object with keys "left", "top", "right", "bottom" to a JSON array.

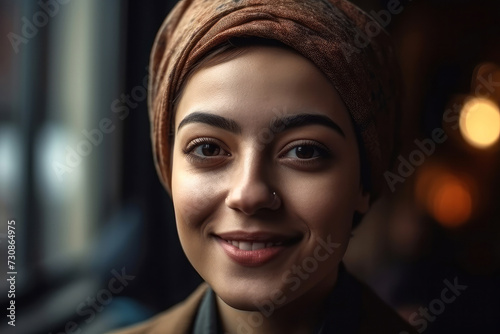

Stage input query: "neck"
[{"left": 216, "top": 269, "right": 339, "bottom": 334}]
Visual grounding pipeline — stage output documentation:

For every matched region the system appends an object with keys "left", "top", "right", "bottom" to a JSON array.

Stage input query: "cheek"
[
  {"left": 171, "top": 170, "right": 215, "bottom": 228},
  {"left": 285, "top": 165, "right": 360, "bottom": 236},
  {"left": 171, "top": 166, "right": 220, "bottom": 267}
]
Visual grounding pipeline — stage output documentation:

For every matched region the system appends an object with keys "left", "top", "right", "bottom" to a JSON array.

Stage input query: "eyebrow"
[
  {"left": 177, "top": 112, "right": 242, "bottom": 134},
  {"left": 177, "top": 111, "right": 345, "bottom": 138},
  {"left": 270, "top": 113, "right": 345, "bottom": 138}
]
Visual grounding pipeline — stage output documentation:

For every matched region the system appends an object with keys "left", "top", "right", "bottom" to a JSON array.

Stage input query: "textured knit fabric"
[{"left": 148, "top": 0, "right": 401, "bottom": 200}]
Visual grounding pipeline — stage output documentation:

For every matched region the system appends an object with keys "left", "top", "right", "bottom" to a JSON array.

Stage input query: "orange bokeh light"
[
  {"left": 430, "top": 176, "right": 472, "bottom": 227},
  {"left": 415, "top": 167, "right": 473, "bottom": 228}
]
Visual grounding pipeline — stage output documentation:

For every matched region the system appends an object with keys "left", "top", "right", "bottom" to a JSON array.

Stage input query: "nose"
[{"left": 225, "top": 154, "right": 280, "bottom": 215}]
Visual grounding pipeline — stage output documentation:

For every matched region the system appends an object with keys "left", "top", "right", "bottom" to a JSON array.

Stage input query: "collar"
[{"left": 193, "top": 285, "right": 220, "bottom": 334}]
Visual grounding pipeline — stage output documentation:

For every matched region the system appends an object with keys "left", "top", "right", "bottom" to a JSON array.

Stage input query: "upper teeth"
[{"left": 225, "top": 240, "right": 283, "bottom": 250}]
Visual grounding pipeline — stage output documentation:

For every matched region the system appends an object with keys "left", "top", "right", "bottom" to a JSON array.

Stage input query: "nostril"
[{"left": 225, "top": 187, "right": 280, "bottom": 215}]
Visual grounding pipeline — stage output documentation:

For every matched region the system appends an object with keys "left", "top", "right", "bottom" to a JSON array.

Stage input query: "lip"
[{"left": 214, "top": 231, "right": 301, "bottom": 267}]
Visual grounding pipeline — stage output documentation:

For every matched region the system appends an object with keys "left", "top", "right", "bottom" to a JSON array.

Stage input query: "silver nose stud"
[{"left": 271, "top": 191, "right": 281, "bottom": 209}]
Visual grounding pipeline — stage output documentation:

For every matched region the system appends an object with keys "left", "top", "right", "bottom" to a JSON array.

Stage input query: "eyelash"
[
  {"left": 182, "top": 138, "right": 332, "bottom": 166},
  {"left": 278, "top": 140, "right": 332, "bottom": 166},
  {"left": 182, "top": 137, "right": 230, "bottom": 164}
]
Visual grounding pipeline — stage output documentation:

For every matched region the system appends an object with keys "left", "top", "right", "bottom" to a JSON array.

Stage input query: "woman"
[{"left": 112, "top": 0, "right": 416, "bottom": 333}]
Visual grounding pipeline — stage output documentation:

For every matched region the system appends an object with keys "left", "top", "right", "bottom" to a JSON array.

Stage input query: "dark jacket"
[{"left": 109, "top": 275, "right": 417, "bottom": 334}]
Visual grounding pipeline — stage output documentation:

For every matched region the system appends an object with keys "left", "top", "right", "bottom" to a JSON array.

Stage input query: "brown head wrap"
[{"left": 149, "top": 0, "right": 401, "bottom": 201}]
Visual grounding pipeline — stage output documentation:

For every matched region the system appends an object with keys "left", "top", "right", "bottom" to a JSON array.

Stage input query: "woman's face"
[{"left": 171, "top": 46, "right": 369, "bottom": 311}]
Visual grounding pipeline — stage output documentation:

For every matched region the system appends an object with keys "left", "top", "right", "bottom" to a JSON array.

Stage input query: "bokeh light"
[
  {"left": 430, "top": 175, "right": 472, "bottom": 227},
  {"left": 459, "top": 97, "right": 500, "bottom": 149},
  {"left": 416, "top": 166, "right": 474, "bottom": 228}
]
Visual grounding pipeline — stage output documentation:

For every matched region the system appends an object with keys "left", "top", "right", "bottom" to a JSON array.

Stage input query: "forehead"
[{"left": 175, "top": 46, "right": 354, "bottom": 135}]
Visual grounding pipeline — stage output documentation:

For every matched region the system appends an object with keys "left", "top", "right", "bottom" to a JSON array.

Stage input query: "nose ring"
[{"left": 271, "top": 191, "right": 281, "bottom": 209}]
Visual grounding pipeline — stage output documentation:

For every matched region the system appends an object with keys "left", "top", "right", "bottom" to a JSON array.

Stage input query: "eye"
[
  {"left": 193, "top": 142, "right": 222, "bottom": 156},
  {"left": 183, "top": 137, "right": 230, "bottom": 163},
  {"left": 285, "top": 145, "right": 321, "bottom": 159},
  {"left": 281, "top": 141, "right": 330, "bottom": 160},
  {"left": 278, "top": 140, "right": 332, "bottom": 169}
]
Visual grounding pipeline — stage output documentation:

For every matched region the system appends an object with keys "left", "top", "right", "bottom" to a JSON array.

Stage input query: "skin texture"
[{"left": 171, "top": 46, "right": 370, "bottom": 334}]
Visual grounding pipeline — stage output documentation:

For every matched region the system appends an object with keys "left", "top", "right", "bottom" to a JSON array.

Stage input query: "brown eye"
[
  {"left": 295, "top": 146, "right": 316, "bottom": 159},
  {"left": 283, "top": 144, "right": 326, "bottom": 160},
  {"left": 184, "top": 138, "right": 230, "bottom": 160},
  {"left": 199, "top": 143, "right": 221, "bottom": 156}
]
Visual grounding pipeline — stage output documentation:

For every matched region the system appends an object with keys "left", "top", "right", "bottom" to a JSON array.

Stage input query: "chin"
[
  {"left": 220, "top": 296, "right": 262, "bottom": 311},
  {"left": 214, "top": 283, "right": 290, "bottom": 312},
  {"left": 218, "top": 292, "right": 279, "bottom": 312}
]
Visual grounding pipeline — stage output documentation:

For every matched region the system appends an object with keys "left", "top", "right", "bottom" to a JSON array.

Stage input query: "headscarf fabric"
[{"left": 149, "top": 0, "right": 401, "bottom": 200}]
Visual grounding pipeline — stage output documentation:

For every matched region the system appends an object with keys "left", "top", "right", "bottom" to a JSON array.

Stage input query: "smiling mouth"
[
  {"left": 220, "top": 239, "right": 284, "bottom": 250},
  {"left": 214, "top": 232, "right": 302, "bottom": 267}
]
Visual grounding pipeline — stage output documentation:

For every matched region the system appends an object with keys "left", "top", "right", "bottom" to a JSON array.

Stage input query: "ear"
[{"left": 354, "top": 185, "right": 370, "bottom": 214}]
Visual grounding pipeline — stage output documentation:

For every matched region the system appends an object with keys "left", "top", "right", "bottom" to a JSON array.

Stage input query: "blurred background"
[{"left": 0, "top": 0, "right": 499, "bottom": 333}]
